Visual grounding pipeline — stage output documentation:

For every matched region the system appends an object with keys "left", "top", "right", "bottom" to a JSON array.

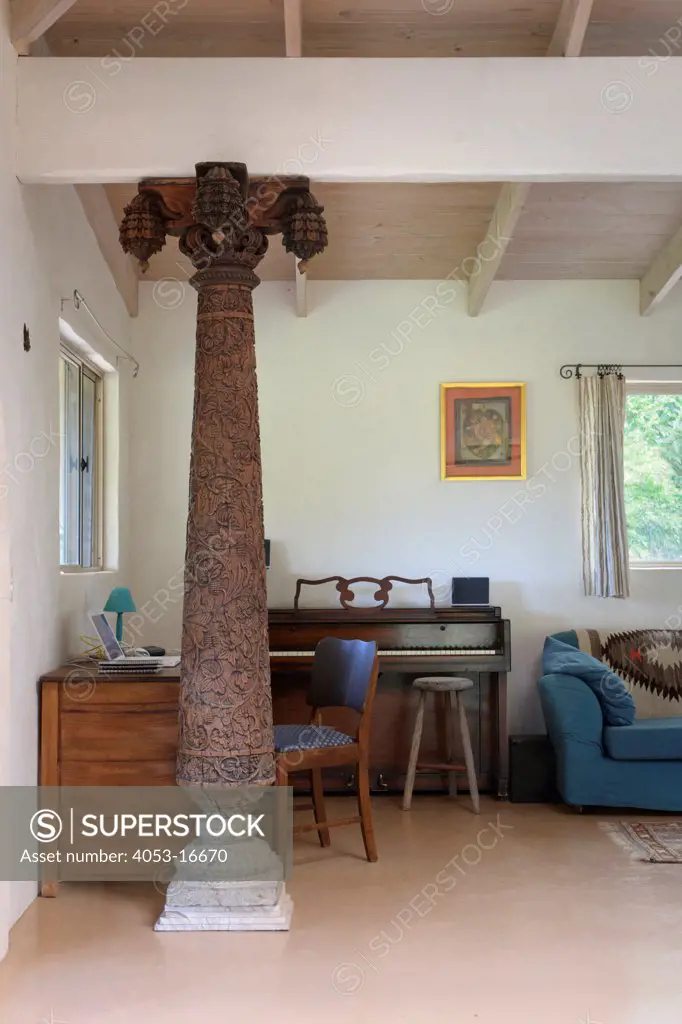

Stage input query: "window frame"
[
  {"left": 626, "top": 380, "right": 682, "bottom": 571},
  {"left": 59, "top": 344, "right": 105, "bottom": 572}
]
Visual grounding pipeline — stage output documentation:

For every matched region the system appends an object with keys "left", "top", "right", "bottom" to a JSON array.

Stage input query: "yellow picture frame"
[{"left": 440, "top": 382, "right": 526, "bottom": 481}]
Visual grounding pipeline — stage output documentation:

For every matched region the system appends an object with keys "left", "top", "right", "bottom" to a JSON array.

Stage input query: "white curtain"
[{"left": 579, "top": 372, "right": 630, "bottom": 598}]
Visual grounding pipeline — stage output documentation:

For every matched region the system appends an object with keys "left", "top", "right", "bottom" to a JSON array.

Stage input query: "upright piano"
[{"left": 268, "top": 605, "right": 511, "bottom": 797}]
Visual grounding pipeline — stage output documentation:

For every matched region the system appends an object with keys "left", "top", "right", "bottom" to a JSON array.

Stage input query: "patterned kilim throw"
[
  {"left": 600, "top": 821, "right": 682, "bottom": 863},
  {"left": 576, "top": 629, "right": 682, "bottom": 719}
]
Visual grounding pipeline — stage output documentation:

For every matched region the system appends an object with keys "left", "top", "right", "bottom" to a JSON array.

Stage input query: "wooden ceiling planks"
[
  {"left": 302, "top": 0, "right": 560, "bottom": 58},
  {"left": 104, "top": 181, "right": 682, "bottom": 284},
  {"left": 498, "top": 183, "right": 682, "bottom": 281},
  {"left": 583, "top": 0, "right": 682, "bottom": 56},
  {"left": 46, "top": 0, "right": 285, "bottom": 55},
  {"left": 45, "top": 0, "right": 682, "bottom": 57},
  {"left": 106, "top": 182, "right": 501, "bottom": 282}
]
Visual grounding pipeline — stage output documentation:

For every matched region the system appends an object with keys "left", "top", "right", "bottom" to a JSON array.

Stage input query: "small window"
[
  {"left": 59, "top": 347, "right": 103, "bottom": 569},
  {"left": 624, "top": 386, "right": 682, "bottom": 565}
]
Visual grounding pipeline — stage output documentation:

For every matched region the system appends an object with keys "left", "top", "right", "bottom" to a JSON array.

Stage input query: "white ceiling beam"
[
  {"left": 467, "top": 183, "right": 531, "bottom": 317},
  {"left": 16, "top": 59, "right": 682, "bottom": 184},
  {"left": 75, "top": 185, "right": 139, "bottom": 318},
  {"left": 640, "top": 223, "right": 682, "bottom": 315},
  {"left": 295, "top": 260, "right": 307, "bottom": 317},
  {"left": 548, "top": 0, "right": 595, "bottom": 57},
  {"left": 283, "top": 0, "right": 302, "bottom": 57},
  {"left": 11, "top": 0, "right": 78, "bottom": 51}
]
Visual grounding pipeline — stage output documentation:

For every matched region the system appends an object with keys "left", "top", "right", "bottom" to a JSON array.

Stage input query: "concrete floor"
[{"left": 2, "top": 797, "right": 682, "bottom": 1023}]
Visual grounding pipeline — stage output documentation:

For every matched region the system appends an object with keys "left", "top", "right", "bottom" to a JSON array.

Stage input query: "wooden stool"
[{"left": 402, "top": 676, "right": 480, "bottom": 814}]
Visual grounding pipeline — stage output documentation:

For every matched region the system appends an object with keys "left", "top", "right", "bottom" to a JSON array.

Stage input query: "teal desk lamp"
[{"left": 104, "top": 587, "right": 136, "bottom": 643}]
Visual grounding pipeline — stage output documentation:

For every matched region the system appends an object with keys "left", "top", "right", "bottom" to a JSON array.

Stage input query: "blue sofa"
[{"left": 538, "top": 632, "right": 682, "bottom": 811}]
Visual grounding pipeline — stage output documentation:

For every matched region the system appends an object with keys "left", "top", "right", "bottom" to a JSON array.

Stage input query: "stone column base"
[{"left": 155, "top": 880, "right": 293, "bottom": 932}]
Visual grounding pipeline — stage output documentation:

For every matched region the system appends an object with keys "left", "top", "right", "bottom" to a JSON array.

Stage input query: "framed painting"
[{"left": 440, "top": 382, "right": 526, "bottom": 481}]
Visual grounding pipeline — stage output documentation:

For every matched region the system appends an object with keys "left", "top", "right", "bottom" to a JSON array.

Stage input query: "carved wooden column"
[
  {"left": 177, "top": 169, "right": 274, "bottom": 788},
  {"left": 119, "top": 163, "right": 327, "bottom": 930}
]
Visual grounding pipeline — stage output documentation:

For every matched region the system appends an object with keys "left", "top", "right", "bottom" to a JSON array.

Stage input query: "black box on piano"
[{"left": 452, "top": 577, "right": 490, "bottom": 606}]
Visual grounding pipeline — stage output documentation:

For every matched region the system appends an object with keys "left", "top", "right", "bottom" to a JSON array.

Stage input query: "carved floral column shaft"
[{"left": 178, "top": 264, "right": 273, "bottom": 786}]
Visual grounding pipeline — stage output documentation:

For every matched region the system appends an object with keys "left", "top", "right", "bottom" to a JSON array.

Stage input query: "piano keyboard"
[{"left": 270, "top": 648, "right": 498, "bottom": 657}]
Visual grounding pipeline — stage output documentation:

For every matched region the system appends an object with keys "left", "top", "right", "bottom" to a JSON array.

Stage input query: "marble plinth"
[
  {"left": 152, "top": 819, "right": 291, "bottom": 932},
  {"left": 164, "top": 878, "right": 282, "bottom": 908},
  {"left": 155, "top": 883, "right": 293, "bottom": 932}
]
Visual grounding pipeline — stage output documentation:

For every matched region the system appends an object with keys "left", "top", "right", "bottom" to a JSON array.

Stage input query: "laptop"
[{"left": 90, "top": 612, "right": 180, "bottom": 672}]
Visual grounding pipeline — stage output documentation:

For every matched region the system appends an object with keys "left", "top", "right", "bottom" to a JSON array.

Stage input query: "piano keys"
[
  {"left": 268, "top": 606, "right": 510, "bottom": 797},
  {"left": 271, "top": 648, "right": 499, "bottom": 658}
]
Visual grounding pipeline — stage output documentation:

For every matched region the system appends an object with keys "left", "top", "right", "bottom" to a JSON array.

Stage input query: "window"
[
  {"left": 59, "top": 347, "right": 103, "bottom": 568},
  {"left": 624, "top": 385, "right": 682, "bottom": 564}
]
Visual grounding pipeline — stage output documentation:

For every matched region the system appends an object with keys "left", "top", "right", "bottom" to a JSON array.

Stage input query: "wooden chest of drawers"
[{"left": 40, "top": 668, "right": 182, "bottom": 788}]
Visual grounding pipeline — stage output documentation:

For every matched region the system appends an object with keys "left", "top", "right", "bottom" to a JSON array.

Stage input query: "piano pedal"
[{"left": 346, "top": 771, "right": 389, "bottom": 793}]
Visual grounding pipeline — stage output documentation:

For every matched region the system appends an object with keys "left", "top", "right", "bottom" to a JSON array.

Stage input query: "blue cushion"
[
  {"left": 274, "top": 724, "right": 355, "bottom": 752},
  {"left": 542, "top": 637, "right": 636, "bottom": 727},
  {"left": 550, "top": 630, "right": 579, "bottom": 649},
  {"left": 604, "top": 718, "right": 682, "bottom": 761}
]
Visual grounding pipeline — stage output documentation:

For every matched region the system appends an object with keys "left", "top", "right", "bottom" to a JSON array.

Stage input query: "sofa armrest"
[
  {"left": 538, "top": 673, "right": 606, "bottom": 806},
  {"left": 538, "top": 673, "right": 604, "bottom": 754}
]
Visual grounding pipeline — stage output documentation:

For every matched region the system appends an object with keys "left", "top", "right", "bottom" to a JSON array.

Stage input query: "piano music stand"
[{"left": 293, "top": 575, "right": 436, "bottom": 611}]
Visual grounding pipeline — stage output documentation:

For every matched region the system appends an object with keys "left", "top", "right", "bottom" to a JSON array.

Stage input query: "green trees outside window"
[{"left": 624, "top": 392, "right": 682, "bottom": 562}]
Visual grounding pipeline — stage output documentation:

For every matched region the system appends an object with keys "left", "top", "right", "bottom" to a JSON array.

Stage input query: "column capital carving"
[{"left": 118, "top": 162, "right": 328, "bottom": 279}]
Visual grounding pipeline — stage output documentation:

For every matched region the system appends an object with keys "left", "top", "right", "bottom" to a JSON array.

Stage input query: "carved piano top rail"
[{"left": 293, "top": 575, "right": 435, "bottom": 611}]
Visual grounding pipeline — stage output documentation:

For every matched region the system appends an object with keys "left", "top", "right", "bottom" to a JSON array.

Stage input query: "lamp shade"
[
  {"left": 103, "top": 587, "right": 136, "bottom": 643},
  {"left": 104, "top": 587, "right": 136, "bottom": 614}
]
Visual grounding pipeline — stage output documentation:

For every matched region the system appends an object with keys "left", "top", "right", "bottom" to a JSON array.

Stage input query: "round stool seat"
[{"left": 413, "top": 676, "right": 474, "bottom": 693}]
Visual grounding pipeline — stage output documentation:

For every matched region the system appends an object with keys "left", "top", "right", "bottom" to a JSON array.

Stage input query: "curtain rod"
[
  {"left": 61, "top": 289, "right": 140, "bottom": 377},
  {"left": 560, "top": 363, "right": 682, "bottom": 379}
]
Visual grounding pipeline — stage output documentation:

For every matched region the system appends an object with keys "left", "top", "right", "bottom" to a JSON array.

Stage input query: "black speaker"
[
  {"left": 509, "top": 734, "right": 560, "bottom": 803},
  {"left": 452, "top": 576, "right": 489, "bottom": 605},
  {"left": 264, "top": 539, "right": 271, "bottom": 570}
]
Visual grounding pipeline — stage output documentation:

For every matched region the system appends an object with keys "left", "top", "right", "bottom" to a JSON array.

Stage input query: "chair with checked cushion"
[{"left": 274, "top": 637, "right": 379, "bottom": 862}]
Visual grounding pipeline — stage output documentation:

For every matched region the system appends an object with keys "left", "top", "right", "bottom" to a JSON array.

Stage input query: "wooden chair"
[{"left": 274, "top": 637, "right": 379, "bottom": 862}]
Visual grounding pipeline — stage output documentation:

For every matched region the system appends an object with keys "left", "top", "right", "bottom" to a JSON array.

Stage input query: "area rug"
[{"left": 600, "top": 821, "right": 682, "bottom": 862}]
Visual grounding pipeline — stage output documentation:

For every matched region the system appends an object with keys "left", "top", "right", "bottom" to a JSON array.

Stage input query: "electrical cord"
[{"left": 72, "top": 634, "right": 155, "bottom": 662}]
